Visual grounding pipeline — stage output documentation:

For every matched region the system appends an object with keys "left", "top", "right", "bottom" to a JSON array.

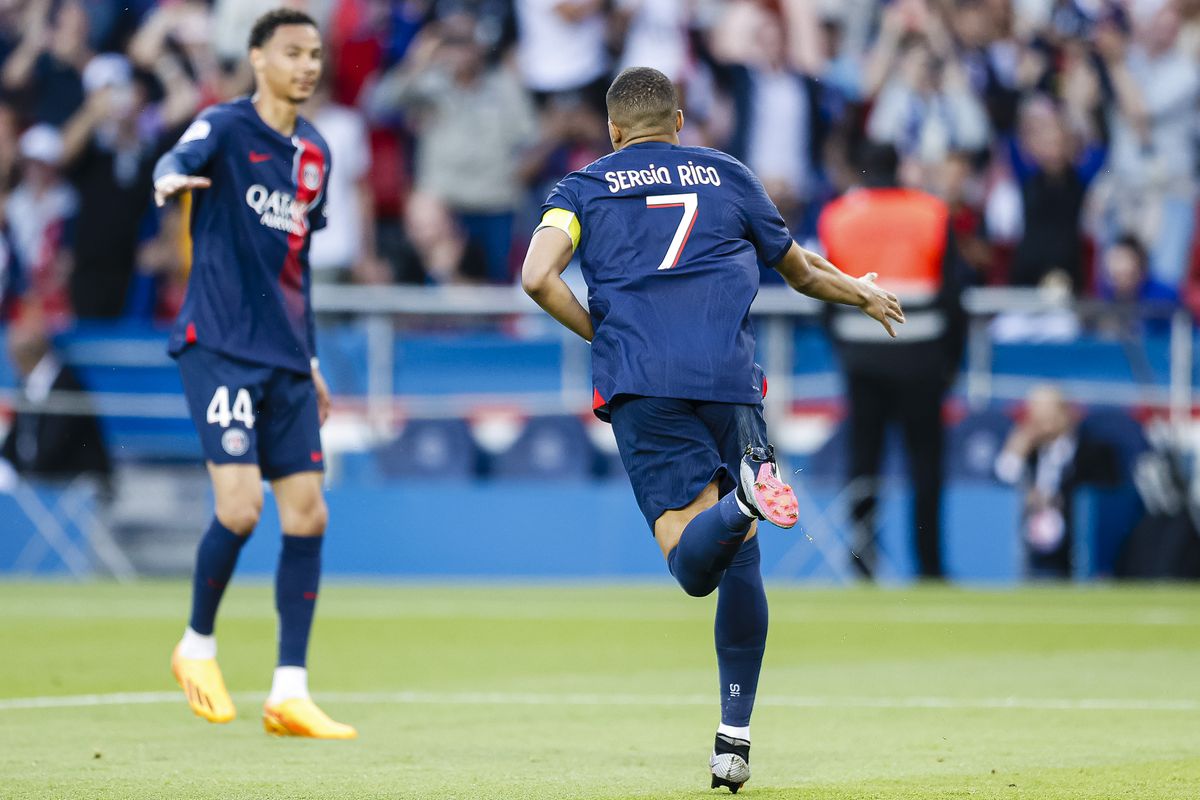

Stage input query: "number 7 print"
[{"left": 646, "top": 193, "right": 698, "bottom": 270}]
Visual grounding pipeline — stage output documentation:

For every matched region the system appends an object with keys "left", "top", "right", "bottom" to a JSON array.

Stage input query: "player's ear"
[
  {"left": 675, "top": 110, "right": 684, "bottom": 133},
  {"left": 607, "top": 118, "right": 622, "bottom": 149},
  {"left": 249, "top": 47, "right": 265, "bottom": 72}
]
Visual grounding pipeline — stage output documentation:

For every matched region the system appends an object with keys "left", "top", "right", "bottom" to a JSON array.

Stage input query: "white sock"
[
  {"left": 717, "top": 723, "right": 751, "bottom": 742},
  {"left": 734, "top": 492, "right": 756, "bottom": 519},
  {"left": 177, "top": 627, "right": 216, "bottom": 660},
  {"left": 267, "top": 666, "right": 309, "bottom": 705}
]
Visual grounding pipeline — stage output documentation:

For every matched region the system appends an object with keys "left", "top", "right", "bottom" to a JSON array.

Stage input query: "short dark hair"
[
  {"left": 606, "top": 67, "right": 678, "bottom": 132},
  {"left": 856, "top": 141, "right": 899, "bottom": 188},
  {"left": 248, "top": 8, "right": 319, "bottom": 51}
]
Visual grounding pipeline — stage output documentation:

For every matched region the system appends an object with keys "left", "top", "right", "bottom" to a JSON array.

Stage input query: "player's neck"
[
  {"left": 617, "top": 132, "right": 678, "bottom": 150},
  {"left": 252, "top": 92, "right": 300, "bottom": 138}
]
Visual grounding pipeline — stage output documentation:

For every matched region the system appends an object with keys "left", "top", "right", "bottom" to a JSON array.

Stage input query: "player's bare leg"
[
  {"left": 173, "top": 463, "right": 262, "bottom": 724},
  {"left": 261, "top": 471, "right": 356, "bottom": 740}
]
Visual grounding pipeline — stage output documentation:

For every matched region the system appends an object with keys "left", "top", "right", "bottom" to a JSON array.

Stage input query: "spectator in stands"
[
  {"left": 0, "top": 313, "right": 110, "bottom": 487},
  {"left": 816, "top": 13, "right": 860, "bottom": 100},
  {"left": 612, "top": 0, "right": 691, "bottom": 84},
  {"left": 7, "top": 124, "right": 77, "bottom": 323},
  {"left": 368, "top": 13, "right": 537, "bottom": 283},
  {"left": 305, "top": 81, "right": 388, "bottom": 286},
  {"left": 60, "top": 55, "right": 183, "bottom": 319},
  {"left": 0, "top": 229, "right": 12, "bottom": 318},
  {"left": 994, "top": 385, "right": 1118, "bottom": 578},
  {"left": 515, "top": 93, "right": 610, "bottom": 239},
  {"left": 514, "top": 0, "right": 609, "bottom": 108},
  {"left": 951, "top": 0, "right": 1021, "bottom": 136},
  {"left": 1095, "top": 3, "right": 1199, "bottom": 287},
  {"left": 128, "top": 1, "right": 229, "bottom": 105},
  {"left": 1095, "top": 234, "right": 1178, "bottom": 338},
  {"left": 709, "top": 2, "right": 825, "bottom": 233},
  {"left": 1, "top": 0, "right": 91, "bottom": 126},
  {"left": 938, "top": 150, "right": 994, "bottom": 284},
  {"left": 0, "top": 103, "right": 20, "bottom": 195},
  {"left": 131, "top": 201, "right": 187, "bottom": 323},
  {"left": 391, "top": 191, "right": 488, "bottom": 285},
  {"left": 863, "top": 0, "right": 990, "bottom": 172},
  {"left": 1101, "top": 234, "right": 1179, "bottom": 305},
  {"left": 1008, "top": 96, "right": 1105, "bottom": 293}
]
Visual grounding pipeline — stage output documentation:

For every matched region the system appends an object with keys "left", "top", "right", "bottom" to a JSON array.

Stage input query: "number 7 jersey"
[{"left": 538, "top": 142, "right": 794, "bottom": 420}]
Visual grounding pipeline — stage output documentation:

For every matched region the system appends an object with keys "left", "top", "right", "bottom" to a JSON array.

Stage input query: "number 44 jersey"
[
  {"left": 538, "top": 142, "right": 794, "bottom": 420},
  {"left": 154, "top": 98, "right": 332, "bottom": 377}
]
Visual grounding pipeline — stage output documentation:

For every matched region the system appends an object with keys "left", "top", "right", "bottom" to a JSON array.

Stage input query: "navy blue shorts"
[
  {"left": 177, "top": 345, "right": 324, "bottom": 480},
  {"left": 610, "top": 396, "right": 768, "bottom": 532}
]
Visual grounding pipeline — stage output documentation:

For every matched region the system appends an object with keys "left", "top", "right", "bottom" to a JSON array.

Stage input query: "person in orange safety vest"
[{"left": 819, "top": 142, "right": 967, "bottom": 580}]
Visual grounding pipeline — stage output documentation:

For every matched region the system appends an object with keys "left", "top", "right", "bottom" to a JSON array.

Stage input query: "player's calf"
[{"left": 661, "top": 486, "right": 756, "bottom": 597}]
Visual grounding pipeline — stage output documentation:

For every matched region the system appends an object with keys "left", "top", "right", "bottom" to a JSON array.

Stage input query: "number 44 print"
[{"left": 206, "top": 386, "right": 256, "bottom": 429}]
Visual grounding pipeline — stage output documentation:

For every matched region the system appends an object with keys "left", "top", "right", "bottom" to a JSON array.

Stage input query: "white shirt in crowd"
[
  {"left": 746, "top": 70, "right": 810, "bottom": 200},
  {"left": 515, "top": 0, "right": 608, "bottom": 93},
  {"left": 308, "top": 103, "right": 370, "bottom": 273},
  {"left": 616, "top": 0, "right": 690, "bottom": 82},
  {"left": 6, "top": 182, "right": 77, "bottom": 270}
]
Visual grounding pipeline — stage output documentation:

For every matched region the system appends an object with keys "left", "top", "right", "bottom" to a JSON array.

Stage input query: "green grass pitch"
[{"left": 1, "top": 581, "right": 1198, "bottom": 799}]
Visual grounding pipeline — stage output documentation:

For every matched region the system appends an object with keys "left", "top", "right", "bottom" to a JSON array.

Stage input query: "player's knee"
[
  {"left": 680, "top": 580, "right": 718, "bottom": 598},
  {"left": 216, "top": 498, "right": 262, "bottom": 536},
  {"left": 282, "top": 494, "right": 327, "bottom": 536}
]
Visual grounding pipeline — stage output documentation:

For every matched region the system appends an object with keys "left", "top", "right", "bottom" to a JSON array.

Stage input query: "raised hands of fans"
[
  {"left": 154, "top": 173, "right": 212, "bottom": 207},
  {"left": 856, "top": 272, "right": 906, "bottom": 338},
  {"left": 1093, "top": 20, "right": 1127, "bottom": 64}
]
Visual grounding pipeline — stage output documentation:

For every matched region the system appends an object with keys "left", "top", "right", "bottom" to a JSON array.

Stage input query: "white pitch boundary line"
[{"left": 1, "top": 690, "right": 1197, "bottom": 713}]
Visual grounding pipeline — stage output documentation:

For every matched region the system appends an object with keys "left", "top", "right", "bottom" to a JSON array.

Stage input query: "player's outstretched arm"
[
  {"left": 774, "top": 241, "right": 906, "bottom": 337},
  {"left": 521, "top": 227, "right": 594, "bottom": 343},
  {"left": 154, "top": 173, "right": 212, "bottom": 207}
]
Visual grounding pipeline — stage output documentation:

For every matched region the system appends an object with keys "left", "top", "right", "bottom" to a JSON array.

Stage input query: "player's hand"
[
  {"left": 856, "top": 272, "right": 905, "bottom": 338},
  {"left": 312, "top": 366, "right": 332, "bottom": 427},
  {"left": 154, "top": 174, "right": 212, "bottom": 207}
]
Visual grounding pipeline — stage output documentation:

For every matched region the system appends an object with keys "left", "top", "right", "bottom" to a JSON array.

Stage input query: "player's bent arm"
[
  {"left": 521, "top": 227, "right": 594, "bottom": 343},
  {"left": 774, "top": 242, "right": 859, "bottom": 303},
  {"left": 774, "top": 241, "right": 906, "bottom": 337}
]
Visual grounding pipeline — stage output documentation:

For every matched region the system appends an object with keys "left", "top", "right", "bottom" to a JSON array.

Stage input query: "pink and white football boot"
[{"left": 736, "top": 445, "right": 799, "bottom": 529}]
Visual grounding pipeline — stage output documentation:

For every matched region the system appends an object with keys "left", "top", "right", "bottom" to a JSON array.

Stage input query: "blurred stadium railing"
[{"left": 0, "top": 286, "right": 1191, "bottom": 582}]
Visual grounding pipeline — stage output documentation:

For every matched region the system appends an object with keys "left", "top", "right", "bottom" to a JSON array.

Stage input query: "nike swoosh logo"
[{"left": 249, "top": 151, "right": 271, "bottom": 163}]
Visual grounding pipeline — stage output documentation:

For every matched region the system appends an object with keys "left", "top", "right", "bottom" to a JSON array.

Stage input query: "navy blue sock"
[
  {"left": 667, "top": 491, "right": 754, "bottom": 597},
  {"left": 275, "top": 534, "right": 323, "bottom": 667},
  {"left": 188, "top": 518, "right": 249, "bottom": 635},
  {"left": 715, "top": 535, "right": 768, "bottom": 728}
]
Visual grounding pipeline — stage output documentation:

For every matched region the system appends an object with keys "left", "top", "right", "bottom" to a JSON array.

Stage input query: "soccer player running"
[
  {"left": 152, "top": 9, "right": 354, "bottom": 739},
  {"left": 522, "top": 68, "right": 904, "bottom": 792}
]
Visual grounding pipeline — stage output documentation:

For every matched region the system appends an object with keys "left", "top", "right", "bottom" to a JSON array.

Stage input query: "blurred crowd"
[{"left": 0, "top": 0, "right": 1195, "bottom": 326}]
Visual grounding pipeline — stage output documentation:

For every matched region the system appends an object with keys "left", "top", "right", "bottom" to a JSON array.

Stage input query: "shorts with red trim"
[{"left": 177, "top": 344, "right": 323, "bottom": 480}]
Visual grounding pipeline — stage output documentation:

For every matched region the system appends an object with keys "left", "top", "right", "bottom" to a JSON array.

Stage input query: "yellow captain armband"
[{"left": 536, "top": 208, "right": 581, "bottom": 251}]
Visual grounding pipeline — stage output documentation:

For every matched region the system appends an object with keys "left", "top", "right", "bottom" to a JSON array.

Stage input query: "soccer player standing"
[
  {"left": 153, "top": 9, "right": 354, "bottom": 739},
  {"left": 522, "top": 68, "right": 903, "bottom": 791}
]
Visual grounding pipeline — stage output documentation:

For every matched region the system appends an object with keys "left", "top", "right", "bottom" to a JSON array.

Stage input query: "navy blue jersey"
[
  {"left": 154, "top": 98, "right": 331, "bottom": 375},
  {"left": 538, "top": 143, "right": 793, "bottom": 418}
]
